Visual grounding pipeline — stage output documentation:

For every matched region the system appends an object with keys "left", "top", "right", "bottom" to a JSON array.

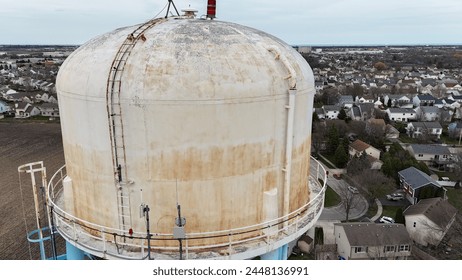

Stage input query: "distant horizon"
[
  {"left": 1, "top": 1, "right": 461, "bottom": 46},
  {"left": 1, "top": 43, "right": 462, "bottom": 48}
]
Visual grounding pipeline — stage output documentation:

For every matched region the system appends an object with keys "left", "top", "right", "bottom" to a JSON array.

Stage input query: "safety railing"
[{"left": 47, "top": 157, "right": 327, "bottom": 259}]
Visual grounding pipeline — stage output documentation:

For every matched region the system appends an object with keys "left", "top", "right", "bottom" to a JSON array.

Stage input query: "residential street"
[{"left": 318, "top": 168, "right": 369, "bottom": 221}]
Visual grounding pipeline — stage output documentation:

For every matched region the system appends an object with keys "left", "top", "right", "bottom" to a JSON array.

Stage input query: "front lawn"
[
  {"left": 324, "top": 186, "right": 341, "bottom": 207},
  {"left": 447, "top": 188, "right": 462, "bottom": 212},
  {"left": 381, "top": 205, "right": 403, "bottom": 219}
]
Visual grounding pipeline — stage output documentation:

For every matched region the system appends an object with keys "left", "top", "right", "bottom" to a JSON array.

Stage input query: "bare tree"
[
  {"left": 351, "top": 170, "right": 395, "bottom": 202},
  {"left": 336, "top": 183, "right": 363, "bottom": 222}
]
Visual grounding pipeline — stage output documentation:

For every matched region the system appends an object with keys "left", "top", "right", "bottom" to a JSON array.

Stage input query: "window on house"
[
  {"left": 413, "top": 222, "right": 416, "bottom": 228},
  {"left": 353, "top": 246, "right": 367, "bottom": 253},
  {"left": 384, "top": 245, "right": 395, "bottom": 253},
  {"left": 418, "top": 154, "right": 423, "bottom": 157},
  {"left": 398, "top": 245, "right": 410, "bottom": 252}
]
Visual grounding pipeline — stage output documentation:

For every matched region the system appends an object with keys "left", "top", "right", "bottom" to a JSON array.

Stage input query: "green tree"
[
  {"left": 395, "top": 208, "right": 405, "bottom": 224},
  {"left": 313, "top": 111, "right": 319, "bottom": 122},
  {"left": 334, "top": 144, "right": 348, "bottom": 168},
  {"left": 314, "top": 227, "right": 324, "bottom": 245},
  {"left": 338, "top": 108, "right": 347, "bottom": 120},
  {"left": 326, "top": 125, "right": 339, "bottom": 155},
  {"left": 347, "top": 152, "right": 371, "bottom": 176}
]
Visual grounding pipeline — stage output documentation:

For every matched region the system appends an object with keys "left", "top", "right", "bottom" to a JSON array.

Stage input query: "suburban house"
[
  {"left": 447, "top": 121, "right": 462, "bottom": 140},
  {"left": 315, "top": 108, "right": 325, "bottom": 120},
  {"left": 0, "top": 100, "right": 10, "bottom": 113},
  {"left": 349, "top": 105, "right": 362, "bottom": 121},
  {"left": 38, "top": 103, "right": 60, "bottom": 118},
  {"left": 417, "top": 106, "right": 441, "bottom": 121},
  {"left": 385, "top": 124, "right": 400, "bottom": 140},
  {"left": 408, "top": 144, "right": 452, "bottom": 170},
  {"left": 357, "top": 103, "right": 375, "bottom": 121},
  {"left": 337, "top": 95, "right": 354, "bottom": 109},
  {"left": 403, "top": 197, "right": 457, "bottom": 247},
  {"left": 384, "top": 94, "right": 411, "bottom": 108},
  {"left": 398, "top": 167, "right": 446, "bottom": 205},
  {"left": 349, "top": 139, "right": 380, "bottom": 159},
  {"left": 14, "top": 102, "right": 40, "bottom": 119},
  {"left": 349, "top": 139, "right": 382, "bottom": 169},
  {"left": 334, "top": 223, "right": 412, "bottom": 260},
  {"left": 413, "top": 94, "right": 436, "bottom": 107},
  {"left": 323, "top": 105, "right": 341, "bottom": 120},
  {"left": 386, "top": 108, "right": 417, "bottom": 122},
  {"left": 406, "top": 122, "right": 443, "bottom": 140}
]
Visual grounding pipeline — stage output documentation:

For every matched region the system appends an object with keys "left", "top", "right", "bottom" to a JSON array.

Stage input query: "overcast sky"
[{"left": 1, "top": 0, "right": 461, "bottom": 46}]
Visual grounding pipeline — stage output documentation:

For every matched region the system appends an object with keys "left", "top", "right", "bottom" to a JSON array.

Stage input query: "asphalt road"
[{"left": 319, "top": 171, "right": 369, "bottom": 221}]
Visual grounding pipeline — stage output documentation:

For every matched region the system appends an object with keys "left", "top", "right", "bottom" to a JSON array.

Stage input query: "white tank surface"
[{"left": 53, "top": 15, "right": 319, "bottom": 259}]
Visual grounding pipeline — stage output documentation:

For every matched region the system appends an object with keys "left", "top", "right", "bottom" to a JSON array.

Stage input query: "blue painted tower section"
[
  {"left": 260, "top": 244, "right": 289, "bottom": 260},
  {"left": 66, "top": 241, "right": 85, "bottom": 260}
]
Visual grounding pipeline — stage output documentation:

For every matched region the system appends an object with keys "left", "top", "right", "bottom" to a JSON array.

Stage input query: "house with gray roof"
[
  {"left": 413, "top": 94, "right": 436, "bottom": 107},
  {"left": 417, "top": 106, "right": 441, "bottom": 121},
  {"left": 398, "top": 167, "right": 445, "bottom": 205},
  {"left": 337, "top": 95, "right": 354, "bottom": 109},
  {"left": 386, "top": 108, "right": 417, "bottom": 122},
  {"left": 408, "top": 144, "right": 452, "bottom": 170},
  {"left": 406, "top": 122, "right": 442, "bottom": 140},
  {"left": 384, "top": 94, "right": 411, "bottom": 108},
  {"left": 322, "top": 105, "right": 341, "bottom": 120},
  {"left": 447, "top": 121, "right": 462, "bottom": 139},
  {"left": 334, "top": 223, "right": 412, "bottom": 260},
  {"left": 404, "top": 197, "right": 457, "bottom": 247}
]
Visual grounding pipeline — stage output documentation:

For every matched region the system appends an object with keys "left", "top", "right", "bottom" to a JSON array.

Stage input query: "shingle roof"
[
  {"left": 417, "top": 94, "right": 436, "bottom": 101},
  {"left": 398, "top": 167, "right": 441, "bottom": 190},
  {"left": 409, "top": 144, "right": 450, "bottom": 155},
  {"left": 389, "top": 108, "right": 416, "bottom": 113},
  {"left": 336, "top": 223, "right": 411, "bottom": 246},
  {"left": 323, "top": 105, "right": 340, "bottom": 112},
  {"left": 403, "top": 198, "right": 457, "bottom": 229},
  {"left": 420, "top": 106, "right": 440, "bottom": 114},
  {"left": 349, "top": 139, "right": 370, "bottom": 152}
]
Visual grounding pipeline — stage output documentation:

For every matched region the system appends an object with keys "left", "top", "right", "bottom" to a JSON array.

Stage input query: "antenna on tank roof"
[{"left": 165, "top": 0, "right": 180, "bottom": 18}]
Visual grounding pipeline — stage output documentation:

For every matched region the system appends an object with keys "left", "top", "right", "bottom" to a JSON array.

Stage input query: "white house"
[
  {"left": 334, "top": 223, "right": 412, "bottom": 260},
  {"left": 413, "top": 94, "right": 436, "bottom": 107},
  {"left": 349, "top": 139, "right": 381, "bottom": 160},
  {"left": 417, "top": 106, "right": 441, "bottom": 122},
  {"left": 384, "top": 94, "right": 411, "bottom": 107},
  {"left": 403, "top": 198, "right": 457, "bottom": 247},
  {"left": 14, "top": 102, "right": 40, "bottom": 119},
  {"left": 349, "top": 139, "right": 382, "bottom": 169},
  {"left": 406, "top": 122, "right": 443, "bottom": 139},
  {"left": 38, "top": 103, "right": 60, "bottom": 118},
  {"left": 386, "top": 108, "right": 417, "bottom": 122},
  {"left": 408, "top": 144, "right": 452, "bottom": 165},
  {"left": 322, "top": 105, "right": 340, "bottom": 120}
]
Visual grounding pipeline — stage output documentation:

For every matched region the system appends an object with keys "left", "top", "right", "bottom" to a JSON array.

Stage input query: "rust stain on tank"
[{"left": 149, "top": 141, "right": 278, "bottom": 181}]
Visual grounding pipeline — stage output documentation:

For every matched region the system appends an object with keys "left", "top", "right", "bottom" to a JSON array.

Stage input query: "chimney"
[{"left": 207, "top": 0, "right": 216, "bottom": 19}]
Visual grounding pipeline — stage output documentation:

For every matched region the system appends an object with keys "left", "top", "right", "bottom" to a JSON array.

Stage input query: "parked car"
[
  {"left": 379, "top": 216, "right": 395, "bottom": 223},
  {"left": 348, "top": 185, "right": 359, "bottom": 194},
  {"left": 333, "top": 174, "right": 342, "bottom": 180},
  {"left": 386, "top": 193, "right": 404, "bottom": 201}
]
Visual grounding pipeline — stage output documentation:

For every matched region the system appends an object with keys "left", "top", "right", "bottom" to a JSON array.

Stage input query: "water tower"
[{"left": 23, "top": 1, "right": 327, "bottom": 260}]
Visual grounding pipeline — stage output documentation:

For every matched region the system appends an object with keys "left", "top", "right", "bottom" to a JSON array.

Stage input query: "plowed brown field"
[{"left": 0, "top": 121, "right": 65, "bottom": 259}]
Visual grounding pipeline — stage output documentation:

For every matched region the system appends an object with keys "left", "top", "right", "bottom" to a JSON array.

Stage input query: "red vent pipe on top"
[{"left": 207, "top": 0, "right": 216, "bottom": 19}]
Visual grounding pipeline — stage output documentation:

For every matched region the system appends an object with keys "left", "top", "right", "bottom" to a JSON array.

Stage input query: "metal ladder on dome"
[{"left": 106, "top": 18, "right": 167, "bottom": 236}]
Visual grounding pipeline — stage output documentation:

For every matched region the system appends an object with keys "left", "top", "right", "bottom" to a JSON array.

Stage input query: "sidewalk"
[{"left": 370, "top": 199, "right": 383, "bottom": 222}]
